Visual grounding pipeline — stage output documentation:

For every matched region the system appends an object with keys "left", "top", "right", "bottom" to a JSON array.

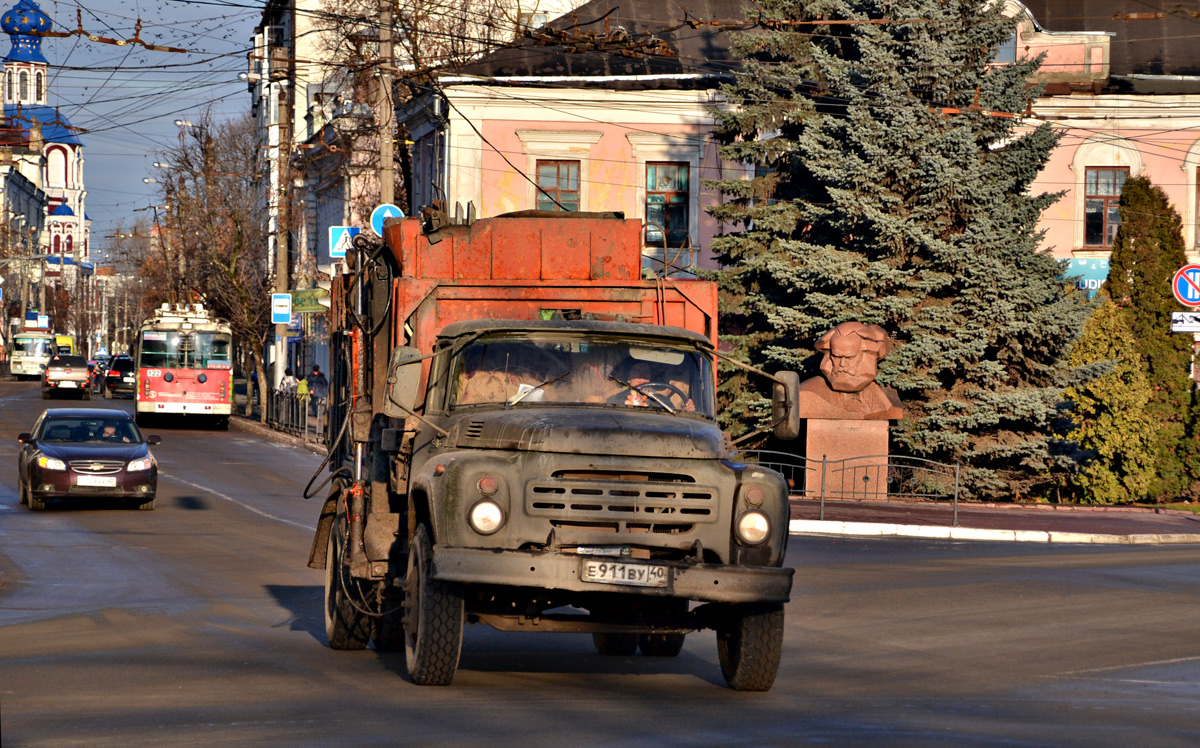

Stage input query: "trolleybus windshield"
[{"left": 139, "top": 331, "right": 232, "bottom": 369}]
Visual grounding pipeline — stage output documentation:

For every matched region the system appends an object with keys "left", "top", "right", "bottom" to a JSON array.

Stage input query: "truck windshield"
[
  {"left": 450, "top": 335, "right": 714, "bottom": 417},
  {"left": 139, "top": 331, "right": 233, "bottom": 370}
]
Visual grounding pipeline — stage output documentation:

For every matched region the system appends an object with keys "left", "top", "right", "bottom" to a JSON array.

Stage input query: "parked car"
[
  {"left": 17, "top": 408, "right": 160, "bottom": 511},
  {"left": 103, "top": 356, "right": 136, "bottom": 398},
  {"left": 41, "top": 354, "right": 92, "bottom": 400}
]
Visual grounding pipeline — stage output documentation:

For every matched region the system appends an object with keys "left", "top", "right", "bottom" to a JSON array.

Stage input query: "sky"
[{"left": 19, "top": 0, "right": 262, "bottom": 259}]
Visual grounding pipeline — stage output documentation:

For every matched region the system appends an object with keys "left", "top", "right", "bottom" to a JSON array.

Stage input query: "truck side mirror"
[
  {"left": 383, "top": 346, "right": 423, "bottom": 418},
  {"left": 772, "top": 371, "right": 801, "bottom": 440}
]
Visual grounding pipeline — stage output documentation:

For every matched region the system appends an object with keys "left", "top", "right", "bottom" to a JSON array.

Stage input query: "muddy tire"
[
  {"left": 592, "top": 633, "right": 639, "bottom": 656},
  {"left": 717, "top": 603, "right": 784, "bottom": 691},
  {"left": 323, "top": 521, "right": 371, "bottom": 650},
  {"left": 639, "top": 633, "right": 686, "bottom": 657},
  {"left": 404, "top": 524, "right": 464, "bottom": 685}
]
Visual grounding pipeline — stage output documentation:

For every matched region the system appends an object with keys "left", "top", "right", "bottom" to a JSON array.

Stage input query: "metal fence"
[
  {"left": 265, "top": 389, "right": 326, "bottom": 443},
  {"left": 736, "top": 450, "right": 962, "bottom": 526}
]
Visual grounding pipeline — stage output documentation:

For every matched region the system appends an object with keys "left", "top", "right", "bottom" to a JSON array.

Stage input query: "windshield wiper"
[
  {"left": 507, "top": 370, "right": 571, "bottom": 406},
  {"left": 608, "top": 374, "right": 676, "bottom": 414}
]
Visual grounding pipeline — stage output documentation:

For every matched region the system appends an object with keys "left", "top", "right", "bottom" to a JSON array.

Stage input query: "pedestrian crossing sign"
[{"left": 329, "top": 226, "right": 360, "bottom": 259}]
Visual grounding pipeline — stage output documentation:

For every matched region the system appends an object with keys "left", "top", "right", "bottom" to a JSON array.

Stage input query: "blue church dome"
[{"left": 2, "top": 0, "right": 50, "bottom": 64}]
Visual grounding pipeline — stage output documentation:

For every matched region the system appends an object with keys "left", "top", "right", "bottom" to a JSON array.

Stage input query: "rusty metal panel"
[
  {"left": 591, "top": 219, "right": 641, "bottom": 280},
  {"left": 490, "top": 220, "right": 542, "bottom": 280},
  {"left": 541, "top": 220, "right": 592, "bottom": 280},
  {"left": 453, "top": 220, "right": 494, "bottom": 280}
]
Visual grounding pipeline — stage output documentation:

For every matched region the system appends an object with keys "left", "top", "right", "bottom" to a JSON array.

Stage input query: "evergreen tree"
[
  {"left": 708, "top": 0, "right": 1094, "bottom": 499},
  {"left": 1060, "top": 297, "right": 1158, "bottom": 504},
  {"left": 1103, "top": 177, "right": 1197, "bottom": 500}
]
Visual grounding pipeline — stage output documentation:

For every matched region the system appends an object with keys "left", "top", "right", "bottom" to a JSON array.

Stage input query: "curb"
[
  {"left": 230, "top": 415, "right": 327, "bottom": 455},
  {"left": 788, "top": 519, "right": 1200, "bottom": 545}
]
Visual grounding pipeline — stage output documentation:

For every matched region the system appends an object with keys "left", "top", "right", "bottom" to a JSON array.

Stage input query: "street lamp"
[
  {"left": 174, "top": 119, "right": 194, "bottom": 129},
  {"left": 143, "top": 177, "right": 159, "bottom": 184},
  {"left": 152, "top": 161, "right": 172, "bottom": 169}
]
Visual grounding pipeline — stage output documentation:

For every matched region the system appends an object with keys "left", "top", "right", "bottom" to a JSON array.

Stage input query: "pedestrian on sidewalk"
[
  {"left": 280, "top": 367, "right": 298, "bottom": 394},
  {"left": 309, "top": 364, "right": 329, "bottom": 417}
]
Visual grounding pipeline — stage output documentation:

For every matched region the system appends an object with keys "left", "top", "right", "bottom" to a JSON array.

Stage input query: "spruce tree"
[
  {"left": 708, "top": 0, "right": 1094, "bottom": 499},
  {"left": 1103, "top": 177, "right": 1196, "bottom": 500}
]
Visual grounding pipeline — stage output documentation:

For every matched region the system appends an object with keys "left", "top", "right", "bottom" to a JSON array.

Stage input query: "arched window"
[
  {"left": 5, "top": 71, "right": 11, "bottom": 101},
  {"left": 47, "top": 147, "right": 67, "bottom": 188},
  {"left": 66, "top": 235, "right": 73, "bottom": 257},
  {"left": 35, "top": 72, "right": 42, "bottom": 102},
  {"left": 19, "top": 71, "right": 28, "bottom": 101},
  {"left": 53, "top": 234, "right": 60, "bottom": 254}
]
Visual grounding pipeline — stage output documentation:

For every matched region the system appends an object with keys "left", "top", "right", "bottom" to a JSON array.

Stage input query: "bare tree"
[{"left": 150, "top": 113, "right": 274, "bottom": 420}]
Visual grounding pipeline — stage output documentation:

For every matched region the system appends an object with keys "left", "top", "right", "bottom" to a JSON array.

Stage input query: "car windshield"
[
  {"left": 448, "top": 334, "right": 714, "bottom": 417},
  {"left": 39, "top": 418, "right": 142, "bottom": 444}
]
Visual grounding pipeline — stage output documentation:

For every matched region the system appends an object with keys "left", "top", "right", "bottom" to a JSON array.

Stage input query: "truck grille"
[
  {"left": 70, "top": 460, "right": 124, "bottom": 475},
  {"left": 527, "top": 473, "right": 717, "bottom": 531}
]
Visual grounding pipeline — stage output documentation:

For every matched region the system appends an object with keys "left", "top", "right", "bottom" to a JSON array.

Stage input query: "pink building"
[{"left": 400, "top": 0, "right": 1200, "bottom": 288}]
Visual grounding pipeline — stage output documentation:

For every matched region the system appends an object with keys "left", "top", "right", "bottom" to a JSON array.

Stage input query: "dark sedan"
[{"left": 17, "top": 408, "right": 161, "bottom": 511}]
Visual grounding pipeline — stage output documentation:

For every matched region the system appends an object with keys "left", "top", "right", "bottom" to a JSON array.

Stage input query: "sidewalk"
[{"left": 789, "top": 497, "right": 1200, "bottom": 545}]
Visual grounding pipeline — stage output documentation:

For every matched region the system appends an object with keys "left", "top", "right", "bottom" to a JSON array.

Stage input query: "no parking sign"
[{"left": 1172, "top": 265, "right": 1200, "bottom": 307}]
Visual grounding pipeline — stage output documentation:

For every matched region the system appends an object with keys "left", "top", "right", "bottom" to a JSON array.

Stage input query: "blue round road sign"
[
  {"left": 370, "top": 203, "right": 405, "bottom": 236},
  {"left": 1172, "top": 264, "right": 1200, "bottom": 307}
]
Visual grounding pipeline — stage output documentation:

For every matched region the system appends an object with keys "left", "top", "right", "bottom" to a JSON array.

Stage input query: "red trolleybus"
[{"left": 134, "top": 304, "right": 234, "bottom": 428}]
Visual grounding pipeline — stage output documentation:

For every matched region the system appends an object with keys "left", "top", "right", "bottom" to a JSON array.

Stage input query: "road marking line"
[
  {"left": 158, "top": 470, "right": 310, "bottom": 530},
  {"left": 1053, "top": 655, "right": 1200, "bottom": 676}
]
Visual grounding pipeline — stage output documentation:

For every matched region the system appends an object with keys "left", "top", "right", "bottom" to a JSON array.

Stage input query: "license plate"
[
  {"left": 77, "top": 475, "right": 116, "bottom": 487},
  {"left": 581, "top": 560, "right": 668, "bottom": 588},
  {"left": 59, "top": 381, "right": 76, "bottom": 388},
  {"left": 123, "top": 377, "right": 134, "bottom": 383}
]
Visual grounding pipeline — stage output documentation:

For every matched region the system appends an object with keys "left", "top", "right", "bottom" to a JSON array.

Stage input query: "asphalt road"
[{"left": 2, "top": 381, "right": 1200, "bottom": 747}]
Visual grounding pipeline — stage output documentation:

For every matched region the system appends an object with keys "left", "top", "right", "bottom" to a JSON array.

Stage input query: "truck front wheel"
[
  {"left": 403, "top": 524, "right": 464, "bottom": 685},
  {"left": 324, "top": 522, "right": 372, "bottom": 650},
  {"left": 717, "top": 603, "right": 784, "bottom": 691}
]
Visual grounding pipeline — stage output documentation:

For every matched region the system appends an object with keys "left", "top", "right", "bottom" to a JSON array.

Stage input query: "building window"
[
  {"left": 536, "top": 160, "right": 579, "bottom": 211},
  {"left": 517, "top": 11, "right": 549, "bottom": 32},
  {"left": 18, "top": 71, "right": 27, "bottom": 101},
  {"left": 35, "top": 71, "right": 42, "bottom": 101},
  {"left": 994, "top": 33, "right": 1017, "bottom": 64},
  {"left": 53, "top": 234, "right": 60, "bottom": 254},
  {"left": 5, "top": 71, "right": 11, "bottom": 101},
  {"left": 1084, "top": 166, "right": 1128, "bottom": 246},
  {"left": 645, "top": 162, "right": 689, "bottom": 246}
]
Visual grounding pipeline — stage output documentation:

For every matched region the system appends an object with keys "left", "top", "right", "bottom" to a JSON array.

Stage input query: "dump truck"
[{"left": 308, "top": 210, "right": 800, "bottom": 690}]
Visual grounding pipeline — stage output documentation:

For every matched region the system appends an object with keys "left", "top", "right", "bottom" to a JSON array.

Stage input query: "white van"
[{"left": 10, "top": 332, "right": 56, "bottom": 379}]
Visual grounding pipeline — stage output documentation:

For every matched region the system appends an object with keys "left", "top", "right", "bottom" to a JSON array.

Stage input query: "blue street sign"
[
  {"left": 370, "top": 203, "right": 405, "bottom": 236},
  {"left": 1172, "top": 264, "right": 1200, "bottom": 308},
  {"left": 271, "top": 293, "right": 292, "bottom": 325},
  {"left": 329, "top": 226, "right": 360, "bottom": 259}
]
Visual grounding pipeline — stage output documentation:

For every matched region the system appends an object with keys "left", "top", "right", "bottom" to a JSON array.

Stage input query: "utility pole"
[
  {"left": 271, "top": 6, "right": 295, "bottom": 390},
  {"left": 378, "top": 0, "right": 394, "bottom": 206}
]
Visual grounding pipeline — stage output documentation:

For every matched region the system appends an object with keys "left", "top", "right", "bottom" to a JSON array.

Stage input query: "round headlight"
[
  {"left": 468, "top": 500, "right": 504, "bottom": 535},
  {"left": 735, "top": 511, "right": 771, "bottom": 545}
]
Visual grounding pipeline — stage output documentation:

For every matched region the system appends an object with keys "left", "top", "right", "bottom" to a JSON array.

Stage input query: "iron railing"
[
  {"left": 266, "top": 389, "right": 326, "bottom": 443},
  {"left": 735, "top": 450, "right": 962, "bottom": 526}
]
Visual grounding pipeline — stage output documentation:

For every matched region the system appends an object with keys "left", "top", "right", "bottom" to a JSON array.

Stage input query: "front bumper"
[
  {"left": 432, "top": 546, "right": 793, "bottom": 604},
  {"left": 30, "top": 469, "right": 157, "bottom": 501}
]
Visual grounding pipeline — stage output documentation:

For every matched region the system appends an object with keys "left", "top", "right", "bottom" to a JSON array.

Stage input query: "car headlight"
[
  {"left": 468, "top": 500, "right": 504, "bottom": 535},
  {"left": 37, "top": 456, "right": 67, "bottom": 471},
  {"left": 735, "top": 511, "right": 771, "bottom": 545},
  {"left": 127, "top": 457, "right": 154, "bottom": 472}
]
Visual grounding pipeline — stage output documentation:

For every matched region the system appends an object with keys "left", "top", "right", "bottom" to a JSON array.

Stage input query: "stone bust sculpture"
[{"left": 795, "top": 322, "right": 903, "bottom": 420}]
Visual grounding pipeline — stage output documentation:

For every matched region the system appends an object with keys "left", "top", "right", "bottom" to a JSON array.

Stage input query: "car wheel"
[
  {"left": 41, "top": 389, "right": 49, "bottom": 400},
  {"left": 717, "top": 603, "right": 785, "bottom": 691},
  {"left": 82, "top": 389, "right": 91, "bottom": 401},
  {"left": 19, "top": 479, "right": 28, "bottom": 506},
  {"left": 104, "top": 386, "right": 112, "bottom": 399},
  {"left": 639, "top": 633, "right": 686, "bottom": 657},
  {"left": 136, "top": 499, "right": 155, "bottom": 511},
  {"left": 404, "top": 523, "right": 464, "bottom": 685},
  {"left": 28, "top": 490, "right": 45, "bottom": 511}
]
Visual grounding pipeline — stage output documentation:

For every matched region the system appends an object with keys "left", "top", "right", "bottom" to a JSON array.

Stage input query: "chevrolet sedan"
[{"left": 17, "top": 408, "right": 161, "bottom": 511}]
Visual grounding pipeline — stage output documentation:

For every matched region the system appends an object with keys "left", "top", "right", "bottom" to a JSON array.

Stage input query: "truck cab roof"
[{"left": 438, "top": 318, "right": 714, "bottom": 348}]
